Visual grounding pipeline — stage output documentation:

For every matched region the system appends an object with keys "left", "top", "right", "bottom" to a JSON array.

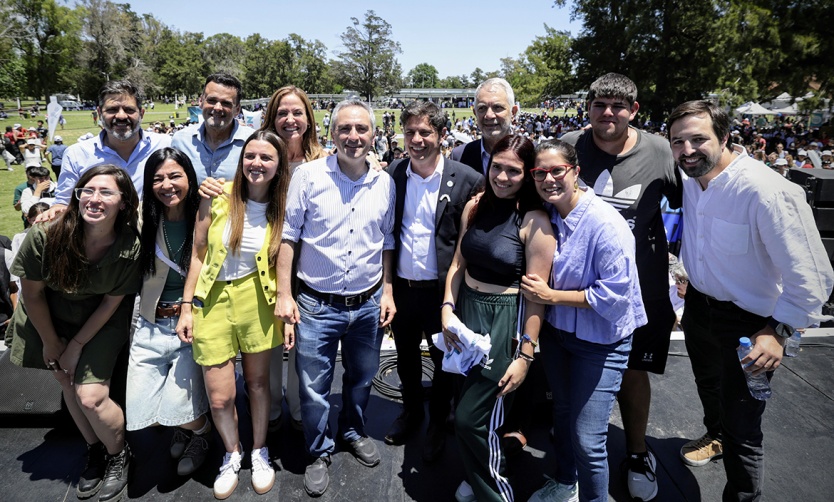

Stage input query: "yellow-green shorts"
[{"left": 192, "top": 272, "right": 282, "bottom": 366}]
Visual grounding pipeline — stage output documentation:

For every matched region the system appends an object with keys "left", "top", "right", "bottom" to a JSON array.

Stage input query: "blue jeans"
[
  {"left": 294, "top": 288, "right": 384, "bottom": 458},
  {"left": 539, "top": 322, "right": 631, "bottom": 502}
]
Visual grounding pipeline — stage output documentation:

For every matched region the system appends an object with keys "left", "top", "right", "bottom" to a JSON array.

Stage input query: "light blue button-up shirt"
[
  {"left": 283, "top": 155, "right": 396, "bottom": 295},
  {"left": 171, "top": 120, "right": 255, "bottom": 183},
  {"left": 55, "top": 130, "right": 171, "bottom": 204},
  {"left": 545, "top": 188, "right": 647, "bottom": 344}
]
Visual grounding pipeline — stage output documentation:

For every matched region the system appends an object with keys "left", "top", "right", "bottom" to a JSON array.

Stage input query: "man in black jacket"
[
  {"left": 385, "top": 101, "right": 483, "bottom": 462},
  {"left": 451, "top": 78, "right": 517, "bottom": 176}
]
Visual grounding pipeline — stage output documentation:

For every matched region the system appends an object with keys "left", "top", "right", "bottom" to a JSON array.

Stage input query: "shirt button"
[{"left": 350, "top": 229, "right": 354, "bottom": 233}]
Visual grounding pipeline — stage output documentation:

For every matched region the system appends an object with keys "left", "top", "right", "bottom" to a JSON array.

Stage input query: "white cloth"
[
  {"left": 431, "top": 316, "right": 492, "bottom": 376},
  {"left": 396, "top": 158, "right": 443, "bottom": 281},
  {"left": 217, "top": 200, "right": 268, "bottom": 281},
  {"left": 680, "top": 153, "right": 834, "bottom": 328}
]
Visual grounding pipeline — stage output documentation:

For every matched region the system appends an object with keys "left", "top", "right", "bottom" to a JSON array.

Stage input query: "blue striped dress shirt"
[{"left": 282, "top": 155, "right": 396, "bottom": 295}]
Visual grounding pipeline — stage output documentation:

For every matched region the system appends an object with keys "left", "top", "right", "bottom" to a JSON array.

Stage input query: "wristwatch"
[{"left": 766, "top": 317, "right": 794, "bottom": 339}]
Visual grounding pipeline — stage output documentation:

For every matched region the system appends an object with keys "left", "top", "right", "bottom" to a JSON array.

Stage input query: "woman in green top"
[
  {"left": 125, "top": 147, "right": 211, "bottom": 478},
  {"left": 8, "top": 164, "right": 141, "bottom": 502}
]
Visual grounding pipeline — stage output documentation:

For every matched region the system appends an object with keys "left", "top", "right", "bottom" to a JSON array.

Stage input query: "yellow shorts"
[{"left": 192, "top": 272, "right": 282, "bottom": 366}]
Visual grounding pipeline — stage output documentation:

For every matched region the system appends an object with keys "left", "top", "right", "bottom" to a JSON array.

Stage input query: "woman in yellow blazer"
[{"left": 177, "top": 130, "right": 290, "bottom": 499}]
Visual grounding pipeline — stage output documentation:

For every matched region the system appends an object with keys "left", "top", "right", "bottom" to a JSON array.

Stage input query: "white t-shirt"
[{"left": 217, "top": 200, "right": 269, "bottom": 281}]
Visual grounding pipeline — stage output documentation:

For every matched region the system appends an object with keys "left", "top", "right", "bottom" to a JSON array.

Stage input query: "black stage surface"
[{"left": 2, "top": 332, "right": 833, "bottom": 501}]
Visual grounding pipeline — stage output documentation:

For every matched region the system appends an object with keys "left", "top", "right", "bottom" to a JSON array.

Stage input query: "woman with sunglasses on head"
[
  {"left": 524, "top": 140, "right": 646, "bottom": 502},
  {"left": 125, "top": 147, "right": 212, "bottom": 478},
  {"left": 177, "top": 130, "right": 290, "bottom": 499},
  {"left": 7, "top": 164, "right": 141, "bottom": 502},
  {"left": 441, "top": 134, "right": 555, "bottom": 502}
]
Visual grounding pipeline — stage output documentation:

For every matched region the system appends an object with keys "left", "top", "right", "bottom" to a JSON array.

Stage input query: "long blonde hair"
[
  {"left": 228, "top": 130, "right": 290, "bottom": 266},
  {"left": 261, "top": 86, "right": 326, "bottom": 162}
]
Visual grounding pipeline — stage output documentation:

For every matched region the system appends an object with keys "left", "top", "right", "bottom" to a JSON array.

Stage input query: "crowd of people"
[{"left": 1, "top": 71, "right": 832, "bottom": 502}]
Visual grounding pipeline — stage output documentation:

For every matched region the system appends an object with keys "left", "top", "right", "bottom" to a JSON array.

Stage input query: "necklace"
[{"left": 162, "top": 218, "right": 186, "bottom": 258}]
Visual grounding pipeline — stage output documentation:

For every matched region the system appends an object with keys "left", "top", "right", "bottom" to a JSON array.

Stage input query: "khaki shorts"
[{"left": 192, "top": 272, "right": 282, "bottom": 366}]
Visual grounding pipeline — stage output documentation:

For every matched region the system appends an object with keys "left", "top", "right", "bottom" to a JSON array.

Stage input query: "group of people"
[{"left": 3, "top": 71, "right": 832, "bottom": 502}]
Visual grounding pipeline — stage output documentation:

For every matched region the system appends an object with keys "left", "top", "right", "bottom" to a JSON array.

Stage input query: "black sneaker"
[
  {"left": 98, "top": 443, "right": 131, "bottom": 502},
  {"left": 177, "top": 431, "right": 210, "bottom": 476},
  {"left": 76, "top": 442, "right": 107, "bottom": 499},
  {"left": 348, "top": 437, "right": 380, "bottom": 467},
  {"left": 304, "top": 455, "right": 331, "bottom": 497},
  {"left": 170, "top": 427, "right": 191, "bottom": 459}
]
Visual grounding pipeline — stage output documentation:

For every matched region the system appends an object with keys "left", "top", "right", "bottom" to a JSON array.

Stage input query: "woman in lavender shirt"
[{"left": 523, "top": 140, "right": 647, "bottom": 502}]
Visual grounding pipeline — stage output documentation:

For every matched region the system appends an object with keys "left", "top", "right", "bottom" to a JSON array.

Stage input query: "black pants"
[
  {"left": 391, "top": 279, "right": 453, "bottom": 424},
  {"left": 682, "top": 286, "right": 770, "bottom": 502}
]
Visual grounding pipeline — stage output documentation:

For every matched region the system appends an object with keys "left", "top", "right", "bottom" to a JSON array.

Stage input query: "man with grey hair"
[
  {"left": 42, "top": 80, "right": 171, "bottom": 220},
  {"left": 552, "top": 72, "right": 681, "bottom": 502},
  {"left": 275, "top": 99, "right": 396, "bottom": 497},
  {"left": 451, "top": 77, "right": 518, "bottom": 175}
]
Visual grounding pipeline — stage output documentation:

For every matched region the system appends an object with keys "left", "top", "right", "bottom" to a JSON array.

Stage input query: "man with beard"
[
  {"left": 172, "top": 73, "right": 254, "bottom": 184},
  {"left": 557, "top": 73, "right": 681, "bottom": 502},
  {"left": 45, "top": 80, "right": 170, "bottom": 219},
  {"left": 669, "top": 100, "right": 833, "bottom": 501},
  {"left": 451, "top": 78, "right": 518, "bottom": 176}
]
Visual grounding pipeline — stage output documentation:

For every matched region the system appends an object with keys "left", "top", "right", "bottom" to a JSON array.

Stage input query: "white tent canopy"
[
  {"left": 735, "top": 101, "right": 773, "bottom": 115},
  {"left": 769, "top": 103, "right": 799, "bottom": 115}
]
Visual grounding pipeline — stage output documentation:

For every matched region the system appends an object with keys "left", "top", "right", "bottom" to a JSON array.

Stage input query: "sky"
[{"left": 127, "top": 0, "right": 581, "bottom": 79}]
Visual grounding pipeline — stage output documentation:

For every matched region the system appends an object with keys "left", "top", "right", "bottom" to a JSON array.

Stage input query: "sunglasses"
[{"left": 531, "top": 165, "right": 575, "bottom": 182}]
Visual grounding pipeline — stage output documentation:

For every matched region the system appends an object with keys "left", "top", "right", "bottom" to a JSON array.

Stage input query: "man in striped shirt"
[{"left": 275, "top": 99, "right": 397, "bottom": 498}]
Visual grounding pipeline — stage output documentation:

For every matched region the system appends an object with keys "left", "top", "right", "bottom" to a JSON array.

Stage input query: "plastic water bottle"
[
  {"left": 737, "top": 337, "right": 772, "bottom": 400},
  {"left": 784, "top": 330, "right": 801, "bottom": 357}
]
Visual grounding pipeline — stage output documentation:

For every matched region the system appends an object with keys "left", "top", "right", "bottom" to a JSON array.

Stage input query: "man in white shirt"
[
  {"left": 669, "top": 100, "right": 834, "bottom": 501},
  {"left": 384, "top": 101, "right": 482, "bottom": 460}
]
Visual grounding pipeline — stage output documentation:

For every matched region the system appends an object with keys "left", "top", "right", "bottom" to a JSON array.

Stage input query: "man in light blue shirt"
[
  {"left": 171, "top": 73, "right": 254, "bottom": 184},
  {"left": 275, "top": 99, "right": 396, "bottom": 498},
  {"left": 45, "top": 80, "right": 170, "bottom": 220}
]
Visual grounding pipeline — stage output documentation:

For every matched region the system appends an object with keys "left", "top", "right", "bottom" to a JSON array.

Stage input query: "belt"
[
  {"left": 700, "top": 292, "right": 741, "bottom": 312},
  {"left": 299, "top": 280, "right": 382, "bottom": 307},
  {"left": 155, "top": 301, "right": 182, "bottom": 319},
  {"left": 395, "top": 277, "right": 438, "bottom": 289}
]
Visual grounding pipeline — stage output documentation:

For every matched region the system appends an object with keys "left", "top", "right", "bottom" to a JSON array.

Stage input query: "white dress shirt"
[
  {"left": 681, "top": 153, "right": 834, "bottom": 328},
  {"left": 397, "top": 158, "right": 443, "bottom": 281}
]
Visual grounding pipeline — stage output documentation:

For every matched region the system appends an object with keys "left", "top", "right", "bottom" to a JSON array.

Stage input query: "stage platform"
[{"left": 1, "top": 331, "right": 832, "bottom": 501}]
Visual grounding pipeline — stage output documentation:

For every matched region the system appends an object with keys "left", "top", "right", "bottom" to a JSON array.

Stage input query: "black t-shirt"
[{"left": 561, "top": 128, "right": 682, "bottom": 299}]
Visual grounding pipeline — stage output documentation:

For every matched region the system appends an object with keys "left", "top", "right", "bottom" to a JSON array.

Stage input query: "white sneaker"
[
  {"left": 455, "top": 480, "right": 476, "bottom": 502},
  {"left": 627, "top": 450, "right": 658, "bottom": 501},
  {"left": 213, "top": 449, "right": 242, "bottom": 500},
  {"left": 528, "top": 478, "right": 579, "bottom": 502},
  {"left": 250, "top": 447, "right": 275, "bottom": 494}
]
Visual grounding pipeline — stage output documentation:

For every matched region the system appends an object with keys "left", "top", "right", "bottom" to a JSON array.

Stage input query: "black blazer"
[
  {"left": 450, "top": 139, "right": 486, "bottom": 177},
  {"left": 388, "top": 158, "right": 484, "bottom": 292}
]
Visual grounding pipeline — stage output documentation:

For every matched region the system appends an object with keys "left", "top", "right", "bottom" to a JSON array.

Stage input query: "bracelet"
[
  {"left": 440, "top": 301, "right": 455, "bottom": 311},
  {"left": 516, "top": 352, "right": 535, "bottom": 362},
  {"left": 180, "top": 300, "right": 192, "bottom": 305},
  {"left": 521, "top": 334, "right": 538, "bottom": 348},
  {"left": 71, "top": 337, "right": 85, "bottom": 346}
]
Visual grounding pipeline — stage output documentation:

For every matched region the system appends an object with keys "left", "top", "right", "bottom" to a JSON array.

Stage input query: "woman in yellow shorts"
[{"left": 177, "top": 130, "right": 290, "bottom": 499}]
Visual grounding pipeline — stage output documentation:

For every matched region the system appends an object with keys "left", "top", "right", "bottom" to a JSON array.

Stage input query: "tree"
[
  {"left": 407, "top": 63, "right": 439, "bottom": 88},
  {"left": 286, "top": 33, "right": 335, "bottom": 94},
  {"left": 334, "top": 10, "right": 402, "bottom": 102},
  {"left": 470, "top": 67, "right": 487, "bottom": 86},
  {"left": 156, "top": 31, "right": 206, "bottom": 98},
  {"left": 439, "top": 75, "right": 470, "bottom": 88},
  {"left": 241, "top": 34, "right": 293, "bottom": 99},
  {"left": 202, "top": 33, "right": 246, "bottom": 78},
  {"left": 9, "top": 0, "right": 81, "bottom": 100}
]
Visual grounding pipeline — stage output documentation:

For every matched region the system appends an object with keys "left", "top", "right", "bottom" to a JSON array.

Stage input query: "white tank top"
[{"left": 217, "top": 200, "right": 268, "bottom": 281}]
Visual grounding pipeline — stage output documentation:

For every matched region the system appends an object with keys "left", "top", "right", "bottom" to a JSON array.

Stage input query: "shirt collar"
[
  {"left": 196, "top": 120, "right": 248, "bottom": 147},
  {"left": 405, "top": 156, "right": 444, "bottom": 182},
  {"left": 551, "top": 187, "right": 592, "bottom": 231},
  {"left": 326, "top": 153, "right": 380, "bottom": 184}
]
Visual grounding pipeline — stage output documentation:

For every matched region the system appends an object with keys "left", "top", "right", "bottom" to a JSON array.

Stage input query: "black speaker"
[
  {"left": 0, "top": 349, "right": 63, "bottom": 415},
  {"left": 789, "top": 168, "right": 834, "bottom": 205},
  {"left": 812, "top": 207, "right": 834, "bottom": 232}
]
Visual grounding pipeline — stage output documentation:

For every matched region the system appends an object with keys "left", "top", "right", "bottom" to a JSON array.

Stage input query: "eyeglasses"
[
  {"left": 530, "top": 165, "right": 575, "bottom": 182},
  {"left": 74, "top": 187, "right": 122, "bottom": 201}
]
